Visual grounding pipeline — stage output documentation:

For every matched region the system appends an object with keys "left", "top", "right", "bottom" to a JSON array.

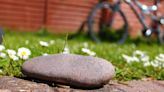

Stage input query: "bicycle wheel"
[
  {"left": 158, "top": 17, "right": 164, "bottom": 44},
  {"left": 108, "top": 8, "right": 129, "bottom": 44},
  {"left": 0, "top": 28, "right": 3, "bottom": 44},
  {"left": 87, "top": 1, "right": 129, "bottom": 44}
]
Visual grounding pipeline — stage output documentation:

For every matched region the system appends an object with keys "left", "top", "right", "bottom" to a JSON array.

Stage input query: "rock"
[
  {"left": 57, "top": 80, "right": 164, "bottom": 92},
  {"left": 0, "top": 76, "right": 54, "bottom": 92},
  {"left": 0, "top": 89, "right": 11, "bottom": 92},
  {"left": 22, "top": 54, "right": 115, "bottom": 89},
  {"left": 0, "top": 76, "right": 163, "bottom": 92},
  {"left": 54, "top": 80, "right": 164, "bottom": 92},
  {"left": 112, "top": 80, "right": 164, "bottom": 92}
]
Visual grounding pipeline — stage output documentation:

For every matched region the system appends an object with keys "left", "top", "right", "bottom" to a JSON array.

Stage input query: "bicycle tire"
[
  {"left": 157, "top": 21, "right": 164, "bottom": 44},
  {"left": 87, "top": 2, "right": 129, "bottom": 44},
  {"left": 0, "top": 28, "right": 3, "bottom": 44},
  {"left": 158, "top": 31, "right": 164, "bottom": 45}
]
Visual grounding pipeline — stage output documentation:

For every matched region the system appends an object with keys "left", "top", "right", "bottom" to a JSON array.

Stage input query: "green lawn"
[{"left": 0, "top": 30, "right": 163, "bottom": 81}]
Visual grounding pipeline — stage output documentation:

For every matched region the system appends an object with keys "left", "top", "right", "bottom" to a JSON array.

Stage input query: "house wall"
[{"left": 0, "top": 0, "right": 45, "bottom": 31}]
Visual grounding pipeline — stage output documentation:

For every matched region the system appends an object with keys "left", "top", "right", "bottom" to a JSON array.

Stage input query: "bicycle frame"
[
  {"left": 125, "top": 0, "right": 149, "bottom": 31},
  {"left": 125, "top": 0, "right": 163, "bottom": 36}
]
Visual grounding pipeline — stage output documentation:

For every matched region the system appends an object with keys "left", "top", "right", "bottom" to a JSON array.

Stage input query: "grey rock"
[
  {"left": 22, "top": 54, "right": 115, "bottom": 88},
  {"left": 0, "top": 76, "right": 54, "bottom": 92}
]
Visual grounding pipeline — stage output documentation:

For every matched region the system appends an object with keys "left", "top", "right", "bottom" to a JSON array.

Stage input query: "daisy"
[
  {"left": 62, "top": 47, "right": 70, "bottom": 54},
  {"left": 122, "top": 54, "right": 139, "bottom": 63},
  {"left": 81, "top": 48, "right": 96, "bottom": 56},
  {"left": 6, "top": 49, "right": 16, "bottom": 57},
  {"left": 133, "top": 50, "right": 146, "bottom": 57},
  {"left": 39, "top": 41, "right": 49, "bottom": 47},
  {"left": 42, "top": 53, "right": 49, "bottom": 56},
  {"left": 0, "top": 45, "right": 5, "bottom": 51},
  {"left": 17, "top": 47, "right": 31, "bottom": 60},
  {"left": 0, "top": 52, "right": 6, "bottom": 58},
  {"left": 10, "top": 55, "right": 19, "bottom": 61}
]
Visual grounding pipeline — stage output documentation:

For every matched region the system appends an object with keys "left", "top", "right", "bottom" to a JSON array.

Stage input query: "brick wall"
[
  {"left": 0, "top": 0, "right": 45, "bottom": 31},
  {"left": 46, "top": 0, "right": 99, "bottom": 32},
  {"left": 0, "top": 0, "right": 163, "bottom": 35}
]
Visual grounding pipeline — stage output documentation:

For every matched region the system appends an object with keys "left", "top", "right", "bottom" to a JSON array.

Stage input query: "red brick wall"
[
  {"left": 0, "top": 0, "right": 163, "bottom": 35},
  {"left": 0, "top": 0, "right": 45, "bottom": 31},
  {"left": 46, "top": 0, "right": 99, "bottom": 32}
]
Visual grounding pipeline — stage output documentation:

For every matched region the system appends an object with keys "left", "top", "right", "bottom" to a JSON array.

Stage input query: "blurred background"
[{"left": 0, "top": 0, "right": 163, "bottom": 37}]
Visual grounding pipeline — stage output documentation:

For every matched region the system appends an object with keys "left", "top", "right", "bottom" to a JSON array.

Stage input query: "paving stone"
[
  {"left": 0, "top": 76, "right": 54, "bottom": 92},
  {"left": 0, "top": 76, "right": 163, "bottom": 92},
  {"left": 55, "top": 80, "right": 164, "bottom": 92}
]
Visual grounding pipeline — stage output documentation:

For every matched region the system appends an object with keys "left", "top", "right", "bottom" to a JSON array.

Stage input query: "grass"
[{"left": 0, "top": 30, "right": 163, "bottom": 81}]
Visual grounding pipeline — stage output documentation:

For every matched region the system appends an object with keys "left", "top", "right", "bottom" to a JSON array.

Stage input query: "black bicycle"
[
  {"left": 73, "top": 0, "right": 164, "bottom": 44},
  {"left": 127, "top": 0, "right": 164, "bottom": 44},
  {"left": 87, "top": 0, "right": 129, "bottom": 44}
]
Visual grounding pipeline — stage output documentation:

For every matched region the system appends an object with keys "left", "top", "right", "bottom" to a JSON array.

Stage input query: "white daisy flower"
[
  {"left": 0, "top": 45, "right": 5, "bottom": 51},
  {"left": 6, "top": 49, "right": 16, "bottom": 57},
  {"left": 10, "top": 55, "right": 19, "bottom": 61},
  {"left": 141, "top": 56, "right": 150, "bottom": 62},
  {"left": 17, "top": 47, "right": 31, "bottom": 60},
  {"left": 62, "top": 47, "right": 70, "bottom": 54},
  {"left": 159, "top": 54, "right": 164, "bottom": 58},
  {"left": 143, "top": 62, "right": 151, "bottom": 67},
  {"left": 122, "top": 54, "right": 132, "bottom": 63},
  {"left": 88, "top": 51, "right": 96, "bottom": 56},
  {"left": 133, "top": 50, "right": 146, "bottom": 57},
  {"left": 122, "top": 54, "right": 139, "bottom": 63},
  {"left": 39, "top": 41, "right": 49, "bottom": 47},
  {"left": 81, "top": 48, "right": 90, "bottom": 53},
  {"left": 155, "top": 56, "right": 164, "bottom": 62},
  {"left": 42, "top": 53, "right": 49, "bottom": 56},
  {"left": 150, "top": 60, "right": 159, "bottom": 67},
  {"left": 155, "top": 54, "right": 164, "bottom": 62},
  {"left": 0, "top": 52, "right": 6, "bottom": 58},
  {"left": 81, "top": 48, "right": 96, "bottom": 56}
]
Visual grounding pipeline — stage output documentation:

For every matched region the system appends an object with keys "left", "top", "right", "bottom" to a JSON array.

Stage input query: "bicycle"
[
  {"left": 72, "top": 0, "right": 164, "bottom": 44},
  {"left": 126, "top": 0, "right": 164, "bottom": 44}
]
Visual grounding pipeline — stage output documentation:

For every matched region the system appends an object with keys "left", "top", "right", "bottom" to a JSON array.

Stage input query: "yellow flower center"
[{"left": 22, "top": 51, "right": 26, "bottom": 55}]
